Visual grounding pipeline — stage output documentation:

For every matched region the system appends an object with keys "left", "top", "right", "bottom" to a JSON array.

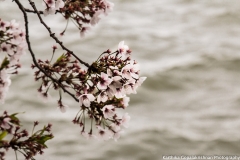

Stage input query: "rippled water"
[{"left": 1, "top": 0, "right": 240, "bottom": 159}]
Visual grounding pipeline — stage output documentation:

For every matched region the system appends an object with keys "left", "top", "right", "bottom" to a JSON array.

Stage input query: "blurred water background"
[{"left": 1, "top": 0, "right": 240, "bottom": 159}]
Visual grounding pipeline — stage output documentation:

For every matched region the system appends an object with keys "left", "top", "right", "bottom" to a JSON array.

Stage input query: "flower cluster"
[
  {"left": 0, "top": 19, "right": 26, "bottom": 104},
  {"left": 0, "top": 111, "right": 53, "bottom": 160},
  {"left": 55, "top": 0, "right": 114, "bottom": 37},
  {"left": 42, "top": 0, "right": 64, "bottom": 16},
  {"left": 0, "top": 19, "right": 26, "bottom": 65},
  {"left": 33, "top": 41, "right": 146, "bottom": 140},
  {"left": 74, "top": 41, "right": 146, "bottom": 140},
  {"left": 0, "top": 111, "right": 53, "bottom": 159}
]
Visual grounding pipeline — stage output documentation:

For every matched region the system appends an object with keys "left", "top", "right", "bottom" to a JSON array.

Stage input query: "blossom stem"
[{"left": 15, "top": 150, "right": 18, "bottom": 160}]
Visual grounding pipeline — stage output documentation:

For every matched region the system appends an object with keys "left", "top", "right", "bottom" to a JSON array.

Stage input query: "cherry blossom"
[
  {"left": 97, "top": 72, "right": 113, "bottom": 90},
  {"left": 120, "top": 113, "right": 131, "bottom": 128},
  {"left": 0, "top": 20, "right": 9, "bottom": 30},
  {"left": 105, "top": 87, "right": 115, "bottom": 98},
  {"left": 90, "top": 10, "right": 104, "bottom": 26},
  {"left": 101, "top": 105, "right": 115, "bottom": 119},
  {"left": 9, "top": 19, "right": 19, "bottom": 30},
  {"left": 58, "top": 101, "right": 69, "bottom": 113},
  {"left": 0, "top": 117, "right": 11, "bottom": 129},
  {"left": 0, "top": 0, "right": 148, "bottom": 158},
  {"left": 107, "top": 123, "right": 123, "bottom": 141},
  {"left": 55, "top": 0, "right": 64, "bottom": 9},
  {"left": 121, "top": 96, "right": 130, "bottom": 108},
  {"left": 43, "top": 0, "right": 55, "bottom": 8},
  {"left": 102, "top": 0, "right": 114, "bottom": 15},
  {"left": 43, "top": 7, "right": 56, "bottom": 16},
  {"left": 121, "top": 62, "right": 138, "bottom": 80},
  {"left": 114, "top": 87, "right": 125, "bottom": 99},
  {"left": 78, "top": 94, "right": 95, "bottom": 107},
  {"left": 0, "top": 19, "right": 26, "bottom": 66},
  {"left": 33, "top": 41, "right": 146, "bottom": 141},
  {"left": 118, "top": 41, "right": 130, "bottom": 59},
  {"left": 97, "top": 91, "right": 108, "bottom": 103},
  {"left": 42, "top": 0, "right": 65, "bottom": 16},
  {"left": 135, "top": 77, "right": 147, "bottom": 89},
  {"left": 96, "top": 126, "right": 111, "bottom": 140}
]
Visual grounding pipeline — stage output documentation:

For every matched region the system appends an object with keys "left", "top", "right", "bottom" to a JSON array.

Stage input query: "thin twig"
[
  {"left": 14, "top": 0, "right": 79, "bottom": 102},
  {"left": 24, "top": 8, "right": 61, "bottom": 15},
  {"left": 24, "top": 8, "right": 44, "bottom": 14},
  {"left": 28, "top": 0, "right": 90, "bottom": 68}
]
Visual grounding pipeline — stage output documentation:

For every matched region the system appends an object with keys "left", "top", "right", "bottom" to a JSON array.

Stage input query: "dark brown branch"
[
  {"left": 24, "top": 8, "right": 44, "bottom": 14},
  {"left": 14, "top": 0, "right": 79, "bottom": 102},
  {"left": 28, "top": 0, "right": 90, "bottom": 68},
  {"left": 24, "top": 8, "right": 61, "bottom": 15}
]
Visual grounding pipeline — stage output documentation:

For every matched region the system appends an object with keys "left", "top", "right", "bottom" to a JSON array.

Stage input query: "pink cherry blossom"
[
  {"left": 123, "top": 79, "right": 136, "bottom": 94},
  {"left": 96, "top": 126, "right": 111, "bottom": 140},
  {"left": 114, "top": 87, "right": 125, "bottom": 99},
  {"left": 109, "top": 76, "right": 122, "bottom": 91},
  {"left": 97, "top": 91, "right": 108, "bottom": 103},
  {"left": 109, "top": 123, "right": 123, "bottom": 141},
  {"left": 121, "top": 96, "right": 130, "bottom": 108},
  {"left": 97, "top": 72, "right": 112, "bottom": 90},
  {"left": 0, "top": 43, "right": 11, "bottom": 54},
  {"left": 101, "top": 105, "right": 115, "bottom": 119},
  {"left": 121, "top": 65, "right": 132, "bottom": 79},
  {"left": 105, "top": 87, "right": 115, "bottom": 98},
  {"left": 55, "top": 0, "right": 64, "bottom": 10},
  {"left": 9, "top": 19, "right": 19, "bottom": 30},
  {"left": 107, "top": 67, "right": 122, "bottom": 77},
  {"left": 118, "top": 41, "right": 131, "bottom": 59},
  {"left": 120, "top": 113, "right": 131, "bottom": 128},
  {"left": 43, "top": 7, "right": 56, "bottom": 16},
  {"left": 90, "top": 10, "right": 104, "bottom": 26},
  {"left": 58, "top": 103, "right": 69, "bottom": 113},
  {"left": 0, "top": 20, "right": 9, "bottom": 30},
  {"left": 78, "top": 94, "right": 95, "bottom": 107},
  {"left": 121, "top": 61, "right": 139, "bottom": 80},
  {"left": 1, "top": 117, "right": 11, "bottom": 129},
  {"left": 42, "top": 0, "right": 64, "bottom": 16},
  {"left": 42, "top": 0, "right": 55, "bottom": 8},
  {"left": 102, "top": 0, "right": 114, "bottom": 15},
  {"left": 135, "top": 77, "right": 147, "bottom": 88}
]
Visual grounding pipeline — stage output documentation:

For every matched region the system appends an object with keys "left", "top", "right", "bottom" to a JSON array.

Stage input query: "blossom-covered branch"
[
  {"left": 0, "top": 0, "right": 147, "bottom": 159},
  {"left": 14, "top": 0, "right": 80, "bottom": 102},
  {"left": 0, "top": 111, "right": 53, "bottom": 160}
]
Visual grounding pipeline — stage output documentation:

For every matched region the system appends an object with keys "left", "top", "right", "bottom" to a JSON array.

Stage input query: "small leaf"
[
  {"left": 0, "top": 131, "right": 8, "bottom": 141},
  {"left": 0, "top": 57, "right": 10, "bottom": 70},
  {"left": 37, "top": 135, "right": 54, "bottom": 147},
  {"left": 9, "top": 113, "right": 20, "bottom": 125},
  {"left": 53, "top": 54, "right": 66, "bottom": 67}
]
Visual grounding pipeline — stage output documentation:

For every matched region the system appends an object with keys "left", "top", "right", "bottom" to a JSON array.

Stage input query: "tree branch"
[
  {"left": 28, "top": 0, "right": 90, "bottom": 68},
  {"left": 24, "top": 8, "right": 44, "bottom": 14},
  {"left": 14, "top": 0, "right": 79, "bottom": 102}
]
